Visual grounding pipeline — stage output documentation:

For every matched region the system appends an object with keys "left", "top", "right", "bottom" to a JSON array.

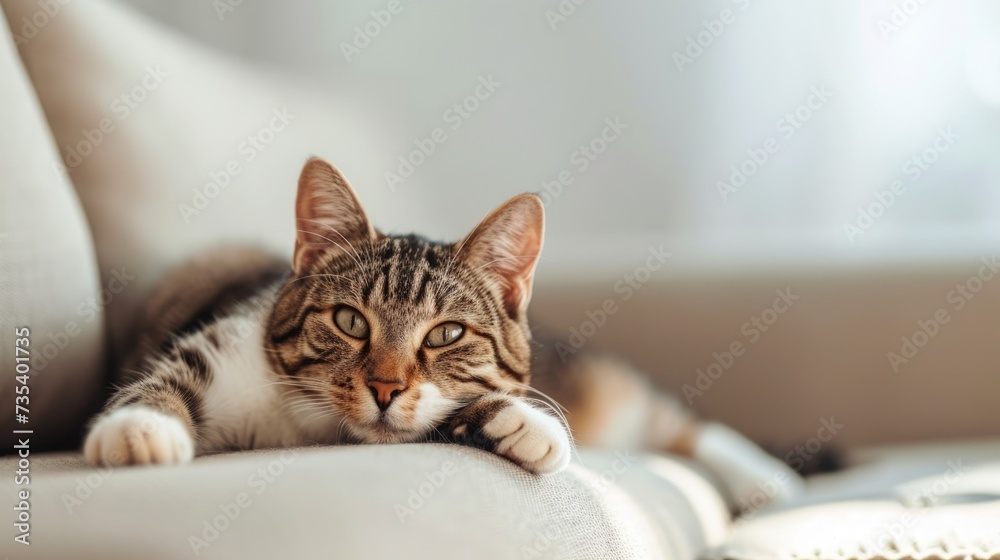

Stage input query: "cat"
[{"left": 84, "top": 157, "right": 802, "bottom": 505}]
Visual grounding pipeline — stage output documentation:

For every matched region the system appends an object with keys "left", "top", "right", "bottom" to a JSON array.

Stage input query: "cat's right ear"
[{"left": 293, "top": 157, "right": 375, "bottom": 274}]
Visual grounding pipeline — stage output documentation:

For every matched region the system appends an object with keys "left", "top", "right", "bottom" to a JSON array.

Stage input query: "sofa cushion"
[
  {"left": 0, "top": 2, "right": 105, "bottom": 450},
  {"left": 0, "top": 445, "right": 730, "bottom": 560},
  {"left": 711, "top": 499, "right": 1000, "bottom": 560},
  {"left": 710, "top": 442, "right": 1000, "bottom": 560},
  {"left": 1, "top": 0, "right": 396, "bottom": 367}
]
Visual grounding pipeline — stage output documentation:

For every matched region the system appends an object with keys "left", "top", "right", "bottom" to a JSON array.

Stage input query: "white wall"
[
  {"left": 117, "top": 0, "right": 1000, "bottom": 283},
  {"left": 102, "top": 0, "right": 1000, "bottom": 446}
]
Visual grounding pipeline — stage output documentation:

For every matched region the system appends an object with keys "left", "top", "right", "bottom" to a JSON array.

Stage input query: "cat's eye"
[
  {"left": 424, "top": 322, "right": 465, "bottom": 348},
  {"left": 334, "top": 307, "right": 370, "bottom": 339}
]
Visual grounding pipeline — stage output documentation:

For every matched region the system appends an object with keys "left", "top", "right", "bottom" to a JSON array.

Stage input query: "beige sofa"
[
  {"left": 0, "top": 446, "right": 731, "bottom": 559},
  {"left": 3, "top": 1, "right": 1000, "bottom": 559},
  {"left": 0, "top": 3, "right": 724, "bottom": 558}
]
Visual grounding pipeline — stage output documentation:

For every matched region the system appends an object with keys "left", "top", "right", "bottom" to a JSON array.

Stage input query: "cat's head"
[{"left": 267, "top": 158, "right": 544, "bottom": 444}]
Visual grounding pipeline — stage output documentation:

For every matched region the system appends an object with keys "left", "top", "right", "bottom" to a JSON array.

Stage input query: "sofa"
[
  {"left": 3, "top": 439, "right": 1000, "bottom": 559},
  {"left": 3, "top": 1, "right": 1000, "bottom": 559}
]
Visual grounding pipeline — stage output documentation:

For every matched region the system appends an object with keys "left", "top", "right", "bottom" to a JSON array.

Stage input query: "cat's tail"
[{"left": 530, "top": 345, "right": 804, "bottom": 510}]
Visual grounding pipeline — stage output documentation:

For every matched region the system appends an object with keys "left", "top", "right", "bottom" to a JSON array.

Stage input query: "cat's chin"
[{"left": 349, "top": 421, "right": 427, "bottom": 445}]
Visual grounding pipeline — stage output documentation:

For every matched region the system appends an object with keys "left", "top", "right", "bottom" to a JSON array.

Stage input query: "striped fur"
[
  {"left": 83, "top": 157, "right": 796, "bottom": 499},
  {"left": 83, "top": 158, "right": 571, "bottom": 473}
]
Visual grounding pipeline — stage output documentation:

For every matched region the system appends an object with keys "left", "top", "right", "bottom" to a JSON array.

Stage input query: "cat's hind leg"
[
  {"left": 532, "top": 353, "right": 698, "bottom": 452},
  {"left": 532, "top": 352, "right": 803, "bottom": 507}
]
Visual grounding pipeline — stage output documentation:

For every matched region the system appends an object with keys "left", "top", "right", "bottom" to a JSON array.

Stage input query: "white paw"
[
  {"left": 84, "top": 406, "right": 195, "bottom": 466},
  {"left": 484, "top": 400, "right": 571, "bottom": 475}
]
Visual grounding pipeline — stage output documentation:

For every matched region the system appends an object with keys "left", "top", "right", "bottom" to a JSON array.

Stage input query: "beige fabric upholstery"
[
  {"left": 0, "top": 445, "right": 730, "bottom": 559},
  {"left": 0, "top": 3, "right": 105, "bottom": 450},
  {"left": 8, "top": 2, "right": 1000, "bottom": 558},
  {"left": 714, "top": 500, "right": 1000, "bottom": 560},
  {"left": 1, "top": 0, "right": 394, "bottom": 367},
  {"left": 0, "top": 5, "right": 735, "bottom": 558},
  {"left": 710, "top": 441, "right": 1000, "bottom": 560}
]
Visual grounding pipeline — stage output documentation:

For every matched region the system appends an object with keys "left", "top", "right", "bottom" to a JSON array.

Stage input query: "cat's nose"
[{"left": 367, "top": 380, "right": 407, "bottom": 411}]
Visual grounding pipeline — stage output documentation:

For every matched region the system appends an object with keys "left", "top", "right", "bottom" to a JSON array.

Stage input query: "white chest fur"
[{"left": 195, "top": 309, "right": 341, "bottom": 451}]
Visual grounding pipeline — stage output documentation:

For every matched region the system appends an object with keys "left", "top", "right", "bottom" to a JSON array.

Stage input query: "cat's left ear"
[
  {"left": 293, "top": 157, "right": 375, "bottom": 274},
  {"left": 456, "top": 194, "right": 544, "bottom": 318}
]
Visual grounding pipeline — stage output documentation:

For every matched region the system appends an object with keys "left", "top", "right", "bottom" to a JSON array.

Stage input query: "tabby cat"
[{"left": 84, "top": 158, "right": 801, "bottom": 505}]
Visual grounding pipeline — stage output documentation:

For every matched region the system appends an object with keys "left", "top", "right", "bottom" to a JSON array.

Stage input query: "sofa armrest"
[{"left": 0, "top": 445, "right": 730, "bottom": 560}]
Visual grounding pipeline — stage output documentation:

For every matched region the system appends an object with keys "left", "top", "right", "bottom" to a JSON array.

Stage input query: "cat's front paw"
[
  {"left": 84, "top": 406, "right": 195, "bottom": 466},
  {"left": 476, "top": 400, "right": 571, "bottom": 475}
]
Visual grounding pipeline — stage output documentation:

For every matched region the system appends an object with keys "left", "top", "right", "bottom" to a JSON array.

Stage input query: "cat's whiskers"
[
  {"left": 469, "top": 254, "right": 550, "bottom": 276},
  {"left": 444, "top": 213, "right": 488, "bottom": 279},
  {"left": 301, "top": 407, "right": 340, "bottom": 427},
  {"left": 263, "top": 377, "right": 333, "bottom": 392},
  {"left": 296, "top": 228, "right": 364, "bottom": 270},
  {"left": 257, "top": 365, "right": 335, "bottom": 390},
  {"left": 280, "top": 391, "right": 335, "bottom": 414},
  {"left": 335, "top": 416, "right": 352, "bottom": 443},
  {"left": 267, "top": 382, "right": 335, "bottom": 408},
  {"left": 267, "top": 373, "right": 341, "bottom": 426},
  {"left": 428, "top": 425, "right": 448, "bottom": 444},
  {"left": 282, "top": 395, "right": 328, "bottom": 414},
  {"left": 521, "top": 396, "right": 582, "bottom": 462},
  {"left": 284, "top": 399, "right": 341, "bottom": 434},
  {"left": 299, "top": 218, "right": 364, "bottom": 262},
  {"left": 508, "top": 382, "right": 569, "bottom": 413}
]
